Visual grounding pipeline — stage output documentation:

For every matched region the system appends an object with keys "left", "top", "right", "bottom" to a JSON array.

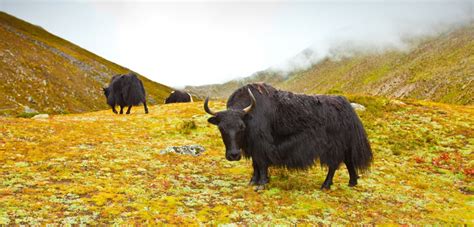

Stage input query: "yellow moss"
[{"left": 0, "top": 100, "right": 472, "bottom": 224}]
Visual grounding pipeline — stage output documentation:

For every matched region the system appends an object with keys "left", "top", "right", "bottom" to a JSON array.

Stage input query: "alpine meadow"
[{"left": 0, "top": 2, "right": 473, "bottom": 225}]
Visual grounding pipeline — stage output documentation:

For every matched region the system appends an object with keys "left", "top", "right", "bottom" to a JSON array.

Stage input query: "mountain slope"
[
  {"left": 279, "top": 24, "right": 474, "bottom": 104},
  {"left": 0, "top": 12, "right": 171, "bottom": 115},
  {"left": 187, "top": 24, "right": 473, "bottom": 105},
  {"left": 186, "top": 70, "right": 286, "bottom": 98}
]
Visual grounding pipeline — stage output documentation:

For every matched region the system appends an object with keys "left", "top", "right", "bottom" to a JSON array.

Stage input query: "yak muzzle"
[{"left": 226, "top": 150, "right": 242, "bottom": 161}]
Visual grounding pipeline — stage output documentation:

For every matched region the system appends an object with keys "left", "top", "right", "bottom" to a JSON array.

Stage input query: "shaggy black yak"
[
  {"left": 204, "top": 83, "right": 372, "bottom": 190},
  {"left": 103, "top": 72, "right": 148, "bottom": 114},
  {"left": 165, "top": 90, "right": 193, "bottom": 104}
]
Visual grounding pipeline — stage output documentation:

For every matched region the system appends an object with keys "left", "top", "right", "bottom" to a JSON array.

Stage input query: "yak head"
[
  {"left": 103, "top": 87, "right": 110, "bottom": 98},
  {"left": 204, "top": 89, "right": 256, "bottom": 161}
]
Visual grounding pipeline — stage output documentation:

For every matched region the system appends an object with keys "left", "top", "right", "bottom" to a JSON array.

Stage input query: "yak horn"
[
  {"left": 243, "top": 88, "right": 256, "bottom": 113},
  {"left": 204, "top": 97, "right": 216, "bottom": 116}
]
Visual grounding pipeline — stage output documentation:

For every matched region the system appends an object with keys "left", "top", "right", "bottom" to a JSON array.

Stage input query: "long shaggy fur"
[
  {"left": 105, "top": 72, "right": 147, "bottom": 109},
  {"left": 165, "top": 90, "right": 193, "bottom": 104},
  {"left": 227, "top": 83, "right": 372, "bottom": 172}
]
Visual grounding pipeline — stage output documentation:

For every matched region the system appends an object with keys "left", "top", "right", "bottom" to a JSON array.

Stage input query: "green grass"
[
  {"left": 15, "top": 112, "right": 38, "bottom": 118},
  {"left": 362, "top": 63, "right": 392, "bottom": 84}
]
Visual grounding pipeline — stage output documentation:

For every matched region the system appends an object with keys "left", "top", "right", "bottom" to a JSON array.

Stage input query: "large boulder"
[{"left": 160, "top": 145, "right": 205, "bottom": 156}]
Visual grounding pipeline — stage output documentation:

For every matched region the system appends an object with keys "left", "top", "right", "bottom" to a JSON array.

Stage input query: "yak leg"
[
  {"left": 119, "top": 106, "right": 124, "bottom": 114},
  {"left": 126, "top": 105, "right": 132, "bottom": 114},
  {"left": 112, "top": 106, "right": 118, "bottom": 114},
  {"left": 321, "top": 166, "right": 337, "bottom": 190},
  {"left": 258, "top": 166, "right": 269, "bottom": 185},
  {"left": 254, "top": 163, "right": 269, "bottom": 191},
  {"left": 249, "top": 160, "right": 260, "bottom": 185},
  {"left": 143, "top": 101, "right": 149, "bottom": 114},
  {"left": 345, "top": 158, "right": 359, "bottom": 187}
]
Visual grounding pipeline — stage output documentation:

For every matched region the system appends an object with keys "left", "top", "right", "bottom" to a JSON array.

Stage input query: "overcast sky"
[{"left": 1, "top": 0, "right": 472, "bottom": 87}]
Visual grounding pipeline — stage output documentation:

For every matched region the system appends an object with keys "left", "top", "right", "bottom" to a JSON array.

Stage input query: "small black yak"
[
  {"left": 103, "top": 72, "right": 149, "bottom": 114},
  {"left": 165, "top": 90, "right": 193, "bottom": 104},
  {"left": 204, "top": 83, "right": 372, "bottom": 190}
]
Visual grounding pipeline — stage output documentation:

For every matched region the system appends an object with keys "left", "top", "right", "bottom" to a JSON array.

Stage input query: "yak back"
[
  {"left": 165, "top": 90, "right": 192, "bottom": 103},
  {"left": 107, "top": 73, "right": 146, "bottom": 107},
  {"left": 227, "top": 83, "right": 372, "bottom": 171}
]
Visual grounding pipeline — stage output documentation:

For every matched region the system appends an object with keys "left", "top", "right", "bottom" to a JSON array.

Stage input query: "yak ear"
[
  {"left": 207, "top": 117, "right": 219, "bottom": 125},
  {"left": 102, "top": 87, "right": 107, "bottom": 91}
]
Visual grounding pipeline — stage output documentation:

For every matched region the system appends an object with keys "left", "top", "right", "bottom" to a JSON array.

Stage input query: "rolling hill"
[
  {"left": 186, "top": 23, "right": 473, "bottom": 105},
  {"left": 0, "top": 12, "right": 172, "bottom": 116}
]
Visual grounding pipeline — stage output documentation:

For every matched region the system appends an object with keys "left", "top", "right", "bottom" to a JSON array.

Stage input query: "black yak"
[
  {"left": 103, "top": 72, "right": 149, "bottom": 114},
  {"left": 165, "top": 90, "right": 193, "bottom": 104},
  {"left": 204, "top": 83, "right": 372, "bottom": 190}
]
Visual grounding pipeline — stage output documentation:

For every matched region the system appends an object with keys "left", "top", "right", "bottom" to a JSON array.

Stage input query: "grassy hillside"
[
  {"left": 0, "top": 98, "right": 472, "bottom": 224},
  {"left": 0, "top": 12, "right": 171, "bottom": 115},
  {"left": 186, "top": 70, "right": 286, "bottom": 99},
  {"left": 187, "top": 24, "right": 473, "bottom": 105}
]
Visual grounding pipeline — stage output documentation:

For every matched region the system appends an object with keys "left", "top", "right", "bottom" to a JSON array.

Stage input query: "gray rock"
[
  {"left": 350, "top": 103, "right": 366, "bottom": 111},
  {"left": 160, "top": 145, "right": 205, "bottom": 156},
  {"left": 32, "top": 114, "right": 49, "bottom": 119},
  {"left": 24, "top": 106, "right": 37, "bottom": 113},
  {"left": 27, "top": 96, "right": 37, "bottom": 104}
]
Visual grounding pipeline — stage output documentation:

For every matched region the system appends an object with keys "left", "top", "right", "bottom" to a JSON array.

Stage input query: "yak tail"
[{"left": 350, "top": 113, "right": 373, "bottom": 172}]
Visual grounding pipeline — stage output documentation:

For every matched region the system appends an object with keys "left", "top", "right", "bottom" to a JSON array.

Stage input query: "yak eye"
[{"left": 239, "top": 123, "right": 245, "bottom": 130}]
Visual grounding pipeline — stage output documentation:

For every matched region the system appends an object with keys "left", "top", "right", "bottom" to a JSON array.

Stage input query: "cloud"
[
  {"left": 3, "top": 1, "right": 472, "bottom": 87},
  {"left": 268, "top": 1, "right": 472, "bottom": 76}
]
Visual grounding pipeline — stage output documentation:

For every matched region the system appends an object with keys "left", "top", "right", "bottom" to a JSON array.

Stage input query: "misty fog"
[{"left": 2, "top": 0, "right": 473, "bottom": 87}]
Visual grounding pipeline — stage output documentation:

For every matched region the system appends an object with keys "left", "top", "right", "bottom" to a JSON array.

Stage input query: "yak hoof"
[
  {"left": 320, "top": 183, "right": 332, "bottom": 190},
  {"left": 349, "top": 181, "right": 358, "bottom": 187},
  {"left": 254, "top": 185, "right": 266, "bottom": 191},
  {"left": 113, "top": 111, "right": 118, "bottom": 114},
  {"left": 145, "top": 111, "right": 149, "bottom": 114},
  {"left": 249, "top": 179, "right": 258, "bottom": 186},
  {"left": 126, "top": 112, "right": 130, "bottom": 115}
]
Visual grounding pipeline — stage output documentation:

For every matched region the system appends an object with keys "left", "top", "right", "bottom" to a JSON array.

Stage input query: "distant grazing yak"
[
  {"left": 164, "top": 90, "right": 193, "bottom": 104},
  {"left": 204, "top": 83, "right": 372, "bottom": 190},
  {"left": 103, "top": 72, "right": 149, "bottom": 114}
]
